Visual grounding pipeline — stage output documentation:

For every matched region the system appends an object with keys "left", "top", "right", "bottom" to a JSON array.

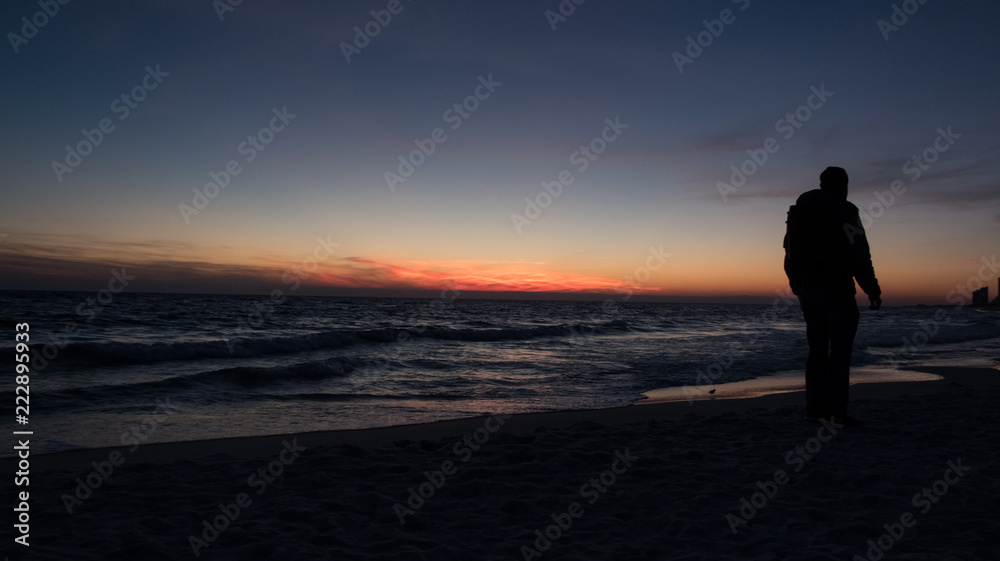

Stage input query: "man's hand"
[{"left": 869, "top": 295, "right": 882, "bottom": 310}]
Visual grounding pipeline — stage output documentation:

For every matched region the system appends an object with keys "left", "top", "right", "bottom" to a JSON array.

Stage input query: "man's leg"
[
  {"left": 827, "top": 293, "right": 860, "bottom": 417},
  {"left": 800, "top": 293, "right": 831, "bottom": 418}
]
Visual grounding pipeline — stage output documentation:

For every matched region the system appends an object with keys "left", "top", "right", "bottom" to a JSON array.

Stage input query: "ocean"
[{"left": 4, "top": 290, "right": 999, "bottom": 456}]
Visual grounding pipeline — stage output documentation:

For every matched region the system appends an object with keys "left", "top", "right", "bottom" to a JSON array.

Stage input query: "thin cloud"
[{"left": 0, "top": 238, "right": 664, "bottom": 295}]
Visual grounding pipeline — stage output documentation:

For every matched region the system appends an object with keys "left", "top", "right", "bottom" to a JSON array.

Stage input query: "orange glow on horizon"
[
  {"left": 307, "top": 257, "right": 669, "bottom": 294},
  {"left": 2, "top": 231, "right": 991, "bottom": 304}
]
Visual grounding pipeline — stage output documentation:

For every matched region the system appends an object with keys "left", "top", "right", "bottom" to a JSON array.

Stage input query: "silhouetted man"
[{"left": 783, "top": 167, "right": 881, "bottom": 426}]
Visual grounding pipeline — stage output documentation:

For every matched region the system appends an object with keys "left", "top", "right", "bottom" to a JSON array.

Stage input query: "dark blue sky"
[{"left": 2, "top": 0, "right": 998, "bottom": 301}]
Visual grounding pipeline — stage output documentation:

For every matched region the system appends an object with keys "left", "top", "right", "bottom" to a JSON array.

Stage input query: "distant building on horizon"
[{"left": 972, "top": 286, "right": 989, "bottom": 306}]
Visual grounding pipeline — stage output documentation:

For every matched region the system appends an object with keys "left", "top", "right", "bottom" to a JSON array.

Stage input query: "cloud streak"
[{"left": 0, "top": 236, "right": 664, "bottom": 295}]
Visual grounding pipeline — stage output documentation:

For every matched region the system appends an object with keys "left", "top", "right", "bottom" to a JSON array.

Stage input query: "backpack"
[{"left": 784, "top": 199, "right": 852, "bottom": 290}]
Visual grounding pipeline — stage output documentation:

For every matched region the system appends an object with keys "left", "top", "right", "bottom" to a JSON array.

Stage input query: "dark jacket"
[{"left": 783, "top": 189, "right": 880, "bottom": 297}]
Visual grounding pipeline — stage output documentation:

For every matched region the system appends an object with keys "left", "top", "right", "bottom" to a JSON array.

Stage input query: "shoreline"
[
  {"left": 21, "top": 365, "right": 998, "bottom": 474},
  {"left": 639, "top": 365, "right": 946, "bottom": 404}
]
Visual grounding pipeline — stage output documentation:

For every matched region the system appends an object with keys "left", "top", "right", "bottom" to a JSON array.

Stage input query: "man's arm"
[{"left": 844, "top": 206, "right": 881, "bottom": 308}]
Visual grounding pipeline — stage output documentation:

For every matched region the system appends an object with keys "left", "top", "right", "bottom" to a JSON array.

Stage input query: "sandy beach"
[{"left": 17, "top": 365, "right": 1000, "bottom": 560}]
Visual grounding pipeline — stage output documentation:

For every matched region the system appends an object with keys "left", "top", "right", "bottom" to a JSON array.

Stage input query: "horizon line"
[{"left": 0, "top": 287, "right": 966, "bottom": 307}]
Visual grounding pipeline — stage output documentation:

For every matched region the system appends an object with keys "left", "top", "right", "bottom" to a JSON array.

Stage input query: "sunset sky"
[{"left": 1, "top": 1, "right": 998, "bottom": 304}]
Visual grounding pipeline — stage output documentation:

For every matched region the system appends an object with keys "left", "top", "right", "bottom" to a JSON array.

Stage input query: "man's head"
[{"left": 820, "top": 166, "right": 849, "bottom": 199}]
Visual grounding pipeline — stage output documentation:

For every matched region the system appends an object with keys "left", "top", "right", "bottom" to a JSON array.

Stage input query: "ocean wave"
[
  {"left": 43, "top": 357, "right": 360, "bottom": 404},
  {"left": 43, "top": 320, "right": 635, "bottom": 365},
  {"left": 263, "top": 391, "right": 466, "bottom": 402}
]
